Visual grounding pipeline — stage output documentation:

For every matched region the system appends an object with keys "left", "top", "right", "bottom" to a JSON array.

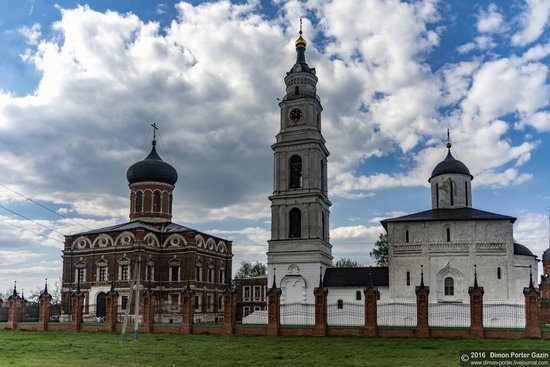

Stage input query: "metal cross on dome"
[{"left": 151, "top": 123, "right": 158, "bottom": 142}]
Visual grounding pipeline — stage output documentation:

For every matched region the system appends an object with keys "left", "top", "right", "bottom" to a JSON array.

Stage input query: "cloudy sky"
[{"left": 0, "top": 0, "right": 549, "bottom": 294}]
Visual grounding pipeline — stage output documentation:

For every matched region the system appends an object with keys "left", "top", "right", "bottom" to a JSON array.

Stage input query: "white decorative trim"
[
  {"left": 115, "top": 231, "right": 135, "bottom": 246},
  {"left": 163, "top": 234, "right": 187, "bottom": 248},
  {"left": 144, "top": 233, "right": 160, "bottom": 248},
  {"left": 72, "top": 236, "right": 92, "bottom": 250},
  {"left": 93, "top": 234, "right": 113, "bottom": 248}
]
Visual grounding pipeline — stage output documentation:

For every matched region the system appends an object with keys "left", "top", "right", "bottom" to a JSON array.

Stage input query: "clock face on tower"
[{"left": 289, "top": 108, "right": 303, "bottom": 122}]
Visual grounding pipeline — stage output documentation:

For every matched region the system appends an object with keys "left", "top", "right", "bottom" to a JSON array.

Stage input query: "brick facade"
[{"left": 234, "top": 276, "right": 267, "bottom": 321}]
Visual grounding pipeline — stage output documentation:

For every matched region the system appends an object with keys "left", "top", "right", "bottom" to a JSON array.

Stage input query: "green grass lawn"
[{"left": 0, "top": 330, "right": 548, "bottom": 367}]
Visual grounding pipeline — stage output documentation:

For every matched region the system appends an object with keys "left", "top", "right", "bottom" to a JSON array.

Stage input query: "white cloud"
[
  {"left": 477, "top": 4, "right": 504, "bottom": 33},
  {"left": 18, "top": 23, "right": 42, "bottom": 45},
  {"left": 512, "top": 0, "right": 550, "bottom": 46}
]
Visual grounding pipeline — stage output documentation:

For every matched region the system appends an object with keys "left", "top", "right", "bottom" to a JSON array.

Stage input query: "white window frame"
[
  {"left": 194, "top": 295, "right": 202, "bottom": 311},
  {"left": 208, "top": 267, "right": 214, "bottom": 283},
  {"left": 169, "top": 265, "right": 180, "bottom": 282},
  {"left": 243, "top": 306, "right": 251, "bottom": 317},
  {"left": 243, "top": 286, "right": 250, "bottom": 300},
  {"left": 195, "top": 266, "right": 203, "bottom": 282},
  {"left": 119, "top": 263, "right": 130, "bottom": 281},
  {"left": 97, "top": 265, "right": 107, "bottom": 282},
  {"left": 207, "top": 294, "right": 214, "bottom": 312},
  {"left": 75, "top": 267, "right": 86, "bottom": 284},
  {"left": 253, "top": 286, "right": 261, "bottom": 300}
]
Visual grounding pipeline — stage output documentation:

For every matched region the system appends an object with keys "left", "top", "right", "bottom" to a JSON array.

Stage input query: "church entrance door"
[{"left": 96, "top": 292, "right": 107, "bottom": 318}]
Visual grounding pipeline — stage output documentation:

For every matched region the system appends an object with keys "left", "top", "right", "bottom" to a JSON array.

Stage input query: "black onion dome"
[
  {"left": 429, "top": 149, "right": 473, "bottom": 181},
  {"left": 127, "top": 142, "right": 178, "bottom": 186},
  {"left": 543, "top": 247, "right": 550, "bottom": 261}
]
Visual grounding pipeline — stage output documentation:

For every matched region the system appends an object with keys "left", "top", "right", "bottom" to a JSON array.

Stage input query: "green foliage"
[
  {"left": 370, "top": 233, "right": 388, "bottom": 266},
  {"left": 1, "top": 331, "right": 549, "bottom": 367},
  {"left": 334, "top": 258, "right": 361, "bottom": 268},
  {"left": 234, "top": 261, "right": 267, "bottom": 279}
]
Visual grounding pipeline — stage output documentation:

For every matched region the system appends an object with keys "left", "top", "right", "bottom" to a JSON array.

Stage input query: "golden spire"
[{"left": 295, "top": 18, "right": 307, "bottom": 48}]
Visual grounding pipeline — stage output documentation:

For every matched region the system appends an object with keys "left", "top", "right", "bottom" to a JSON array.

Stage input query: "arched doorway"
[{"left": 96, "top": 292, "right": 107, "bottom": 318}]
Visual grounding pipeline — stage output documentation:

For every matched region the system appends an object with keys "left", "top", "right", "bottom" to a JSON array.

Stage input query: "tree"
[
  {"left": 234, "top": 261, "right": 267, "bottom": 279},
  {"left": 370, "top": 233, "right": 388, "bottom": 266},
  {"left": 334, "top": 258, "right": 361, "bottom": 268}
]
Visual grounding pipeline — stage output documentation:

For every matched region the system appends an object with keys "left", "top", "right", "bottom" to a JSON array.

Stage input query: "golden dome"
[{"left": 295, "top": 35, "right": 307, "bottom": 48}]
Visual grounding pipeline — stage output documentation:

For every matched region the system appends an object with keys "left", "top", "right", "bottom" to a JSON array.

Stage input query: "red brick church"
[{"left": 60, "top": 133, "right": 233, "bottom": 323}]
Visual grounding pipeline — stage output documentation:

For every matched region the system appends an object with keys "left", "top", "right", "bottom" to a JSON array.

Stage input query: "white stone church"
[{"left": 266, "top": 27, "right": 538, "bottom": 306}]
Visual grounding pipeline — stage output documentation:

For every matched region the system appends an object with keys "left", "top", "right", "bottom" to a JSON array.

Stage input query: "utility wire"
[
  {"left": 0, "top": 183, "right": 93, "bottom": 230},
  {"left": 0, "top": 205, "right": 66, "bottom": 236},
  {"left": 0, "top": 217, "right": 64, "bottom": 244},
  {"left": 136, "top": 124, "right": 153, "bottom": 160},
  {"left": 156, "top": 129, "right": 175, "bottom": 164}
]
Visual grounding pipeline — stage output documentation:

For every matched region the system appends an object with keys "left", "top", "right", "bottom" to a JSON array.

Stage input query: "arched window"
[
  {"left": 444, "top": 277, "right": 454, "bottom": 296},
  {"left": 435, "top": 183, "right": 439, "bottom": 208},
  {"left": 449, "top": 179, "right": 454, "bottom": 206},
  {"left": 295, "top": 86, "right": 299, "bottom": 94},
  {"left": 446, "top": 228, "right": 451, "bottom": 242},
  {"left": 406, "top": 271, "right": 410, "bottom": 286},
  {"left": 153, "top": 191, "right": 161, "bottom": 212},
  {"left": 497, "top": 267, "right": 501, "bottom": 280},
  {"left": 337, "top": 299, "right": 343, "bottom": 309},
  {"left": 405, "top": 230, "right": 409, "bottom": 243},
  {"left": 289, "top": 155, "right": 302, "bottom": 189},
  {"left": 289, "top": 208, "right": 301, "bottom": 238},
  {"left": 169, "top": 193, "right": 173, "bottom": 214},
  {"left": 465, "top": 181, "right": 468, "bottom": 206},
  {"left": 135, "top": 192, "right": 143, "bottom": 213}
]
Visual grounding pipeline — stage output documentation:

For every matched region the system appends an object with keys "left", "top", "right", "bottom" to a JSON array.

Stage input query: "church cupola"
[
  {"left": 283, "top": 19, "right": 319, "bottom": 113},
  {"left": 126, "top": 125, "right": 177, "bottom": 223},
  {"left": 428, "top": 131, "right": 473, "bottom": 209}
]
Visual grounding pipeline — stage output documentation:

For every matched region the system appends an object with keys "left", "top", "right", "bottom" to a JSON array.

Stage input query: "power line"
[
  {"left": 0, "top": 183, "right": 93, "bottom": 230},
  {"left": 136, "top": 124, "right": 153, "bottom": 161},
  {"left": 0, "top": 205, "right": 66, "bottom": 236},
  {"left": 0, "top": 217, "right": 64, "bottom": 244}
]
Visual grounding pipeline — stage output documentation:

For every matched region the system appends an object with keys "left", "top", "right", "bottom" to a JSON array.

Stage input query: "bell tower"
[{"left": 267, "top": 21, "right": 332, "bottom": 304}]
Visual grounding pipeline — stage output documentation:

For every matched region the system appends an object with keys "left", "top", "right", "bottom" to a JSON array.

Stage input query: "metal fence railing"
[
  {"left": 377, "top": 302, "right": 417, "bottom": 327},
  {"left": 483, "top": 303, "right": 525, "bottom": 328},
  {"left": 327, "top": 302, "right": 364, "bottom": 326},
  {"left": 428, "top": 303, "right": 470, "bottom": 327},
  {"left": 281, "top": 303, "right": 315, "bottom": 325}
]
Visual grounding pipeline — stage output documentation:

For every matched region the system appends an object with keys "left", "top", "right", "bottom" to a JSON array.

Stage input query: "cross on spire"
[
  {"left": 446, "top": 128, "right": 452, "bottom": 149},
  {"left": 151, "top": 123, "right": 158, "bottom": 145},
  {"left": 299, "top": 18, "right": 302, "bottom": 36}
]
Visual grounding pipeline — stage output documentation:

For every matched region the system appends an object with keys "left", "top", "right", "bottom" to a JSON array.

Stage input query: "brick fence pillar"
[
  {"left": 524, "top": 270, "right": 542, "bottom": 338},
  {"left": 105, "top": 288, "right": 119, "bottom": 332},
  {"left": 313, "top": 273, "right": 328, "bottom": 337},
  {"left": 415, "top": 266, "right": 430, "bottom": 338},
  {"left": 364, "top": 285, "right": 380, "bottom": 337},
  {"left": 38, "top": 289, "right": 52, "bottom": 331},
  {"left": 141, "top": 290, "right": 155, "bottom": 333},
  {"left": 180, "top": 283, "right": 195, "bottom": 334},
  {"left": 7, "top": 292, "right": 22, "bottom": 330},
  {"left": 266, "top": 274, "right": 281, "bottom": 336},
  {"left": 223, "top": 288, "right": 237, "bottom": 335},
  {"left": 468, "top": 266, "right": 484, "bottom": 338},
  {"left": 71, "top": 291, "right": 84, "bottom": 331}
]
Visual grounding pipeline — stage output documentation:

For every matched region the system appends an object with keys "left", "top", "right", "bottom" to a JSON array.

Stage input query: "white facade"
[
  {"left": 385, "top": 146, "right": 538, "bottom": 303},
  {"left": 267, "top": 35, "right": 332, "bottom": 304}
]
